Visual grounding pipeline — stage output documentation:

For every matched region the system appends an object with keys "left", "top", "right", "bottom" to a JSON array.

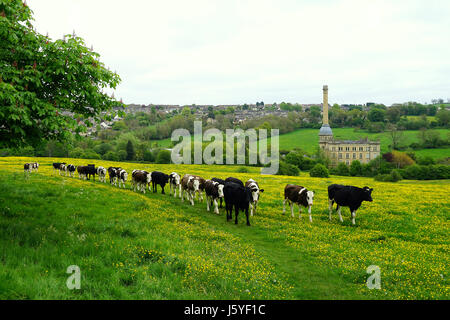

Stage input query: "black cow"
[
  {"left": 211, "top": 177, "right": 226, "bottom": 208},
  {"left": 223, "top": 182, "right": 253, "bottom": 226},
  {"left": 328, "top": 184, "right": 373, "bottom": 225},
  {"left": 283, "top": 184, "right": 314, "bottom": 222},
  {"left": 151, "top": 171, "right": 169, "bottom": 194},
  {"left": 225, "top": 177, "right": 244, "bottom": 186},
  {"left": 86, "top": 164, "right": 96, "bottom": 181}
]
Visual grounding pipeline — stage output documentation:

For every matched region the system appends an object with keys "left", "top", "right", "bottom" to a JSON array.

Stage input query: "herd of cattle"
[{"left": 23, "top": 161, "right": 374, "bottom": 226}]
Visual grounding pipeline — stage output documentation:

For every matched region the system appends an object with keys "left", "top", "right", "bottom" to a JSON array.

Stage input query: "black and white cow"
[
  {"left": 245, "top": 179, "right": 264, "bottom": 216},
  {"left": 131, "top": 170, "right": 151, "bottom": 193},
  {"left": 108, "top": 167, "right": 121, "bottom": 186},
  {"left": 211, "top": 178, "right": 226, "bottom": 208},
  {"left": 204, "top": 180, "right": 225, "bottom": 214},
  {"left": 283, "top": 184, "right": 315, "bottom": 222},
  {"left": 117, "top": 169, "right": 128, "bottom": 188},
  {"left": 169, "top": 172, "right": 182, "bottom": 198},
  {"left": 67, "top": 164, "right": 76, "bottom": 177},
  {"left": 52, "top": 162, "right": 66, "bottom": 175},
  {"left": 97, "top": 166, "right": 107, "bottom": 183},
  {"left": 328, "top": 184, "right": 373, "bottom": 225},
  {"left": 59, "top": 163, "right": 67, "bottom": 176},
  {"left": 181, "top": 174, "right": 199, "bottom": 206},
  {"left": 223, "top": 182, "right": 253, "bottom": 226},
  {"left": 151, "top": 171, "right": 169, "bottom": 194},
  {"left": 31, "top": 162, "right": 39, "bottom": 172},
  {"left": 23, "top": 163, "right": 32, "bottom": 177}
]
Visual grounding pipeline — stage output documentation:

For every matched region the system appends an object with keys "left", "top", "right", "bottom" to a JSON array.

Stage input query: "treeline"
[{"left": 280, "top": 148, "right": 449, "bottom": 180}]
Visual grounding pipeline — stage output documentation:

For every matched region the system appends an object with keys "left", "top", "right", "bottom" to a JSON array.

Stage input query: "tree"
[
  {"left": 387, "top": 124, "right": 404, "bottom": 150},
  {"left": 336, "top": 162, "right": 350, "bottom": 176},
  {"left": 0, "top": 0, "right": 122, "bottom": 148},
  {"left": 126, "top": 140, "right": 135, "bottom": 161},
  {"left": 349, "top": 160, "right": 362, "bottom": 176},
  {"left": 368, "top": 108, "right": 386, "bottom": 122},
  {"left": 391, "top": 150, "right": 415, "bottom": 168}
]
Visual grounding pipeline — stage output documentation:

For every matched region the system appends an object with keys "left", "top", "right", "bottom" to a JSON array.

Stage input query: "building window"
[
  {"left": 360, "top": 153, "right": 363, "bottom": 159},
  {"left": 353, "top": 153, "right": 356, "bottom": 159},
  {"left": 352, "top": 147, "right": 356, "bottom": 151},
  {"left": 359, "top": 147, "right": 363, "bottom": 151},
  {"left": 338, "top": 153, "right": 342, "bottom": 159},
  {"left": 366, "top": 153, "right": 370, "bottom": 159},
  {"left": 338, "top": 147, "right": 342, "bottom": 151},
  {"left": 346, "top": 153, "right": 349, "bottom": 159},
  {"left": 367, "top": 147, "right": 371, "bottom": 151},
  {"left": 345, "top": 147, "right": 350, "bottom": 151},
  {"left": 346, "top": 160, "right": 349, "bottom": 165}
]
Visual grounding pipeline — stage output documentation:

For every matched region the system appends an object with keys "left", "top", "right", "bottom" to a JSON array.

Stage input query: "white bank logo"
[
  {"left": 171, "top": 121, "right": 279, "bottom": 175},
  {"left": 66, "top": 265, "right": 81, "bottom": 290}
]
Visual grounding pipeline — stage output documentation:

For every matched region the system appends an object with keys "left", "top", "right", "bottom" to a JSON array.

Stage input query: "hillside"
[{"left": 0, "top": 157, "right": 448, "bottom": 299}]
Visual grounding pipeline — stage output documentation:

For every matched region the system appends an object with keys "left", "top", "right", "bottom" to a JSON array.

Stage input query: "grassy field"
[
  {"left": 152, "top": 128, "right": 449, "bottom": 160},
  {"left": 0, "top": 157, "right": 449, "bottom": 299}
]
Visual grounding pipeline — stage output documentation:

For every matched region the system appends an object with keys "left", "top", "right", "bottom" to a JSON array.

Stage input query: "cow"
[
  {"left": 23, "top": 163, "right": 32, "bottom": 178},
  {"left": 245, "top": 179, "right": 264, "bottom": 216},
  {"left": 131, "top": 170, "right": 151, "bottom": 193},
  {"left": 117, "top": 169, "right": 128, "bottom": 188},
  {"left": 169, "top": 172, "right": 182, "bottom": 198},
  {"left": 223, "top": 182, "right": 253, "bottom": 226},
  {"left": 67, "top": 164, "right": 76, "bottom": 177},
  {"left": 225, "top": 177, "right": 244, "bottom": 186},
  {"left": 151, "top": 171, "right": 169, "bottom": 194},
  {"left": 86, "top": 164, "right": 96, "bottom": 181},
  {"left": 31, "top": 162, "right": 39, "bottom": 172},
  {"left": 328, "top": 184, "right": 373, "bottom": 225},
  {"left": 204, "top": 180, "right": 225, "bottom": 214},
  {"left": 59, "top": 163, "right": 67, "bottom": 176},
  {"left": 189, "top": 175, "right": 206, "bottom": 201},
  {"left": 52, "top": 162, "right": 66, "bottom": 175},
  {"left": 108, "top": 167, "right": 121, "bottom": 186},
  {"left": 97, "top": 166, "right": 107, "bottom": 183},
  {"left": 211, "top": 178, "right": 226, "bottom": 208},
  {"left": 77, "top": 166, "right": 88, "bottom": 180},
  {"left": 181, "top": 174, "right": 199, "bottom": 206},
  {"left": 283, "top": 184, "right": 315, "bottom": 222}
]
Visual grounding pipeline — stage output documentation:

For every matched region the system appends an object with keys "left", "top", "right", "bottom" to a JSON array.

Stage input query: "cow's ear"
[
  {"left": 370, "top": 188, "right": 374, "bottom": 192},
  {"left": 260, "top": 189, "right": 264, "bottom": 192}
]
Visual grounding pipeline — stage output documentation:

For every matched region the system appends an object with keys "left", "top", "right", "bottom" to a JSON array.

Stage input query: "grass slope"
[{"left": 0, "top": 157, "right": 448, "bottom": 299}]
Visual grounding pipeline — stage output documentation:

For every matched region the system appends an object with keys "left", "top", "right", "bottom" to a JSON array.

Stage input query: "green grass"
[{"left": 0, "top": 157, "right": 448, "bottom": 299}]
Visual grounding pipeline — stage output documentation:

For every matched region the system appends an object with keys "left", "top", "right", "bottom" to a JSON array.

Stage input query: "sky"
[{"left": 30, "top": 0, "right": 450, "bottom": 106}]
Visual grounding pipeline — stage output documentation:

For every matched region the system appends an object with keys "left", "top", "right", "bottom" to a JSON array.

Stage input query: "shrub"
[
  {"left": 156, "top": 149, "right": 171, "bottom": 164},
  {"left": 237, "top": 166, "right": 250, "bottom": 173},
  {"left": 374, "top": 170, "right": 402, "bottom": 182},
  {"left": 277, "top": 161, "right": 299, "bottom": 176},
  {"left": 336, "top": 162, "right": 350, "bottom": 176},
  {"left": 309, "top": 163, "right": 329, "bottom": 178},
  {"left": 349, "top": 160, "right": 362, "bottom": 176},
  {"left": 103, "top": 151, "right": 119, "bottom": 161},
  {"left": 82, "top": 150, "right": 101, "bottom": 160}
]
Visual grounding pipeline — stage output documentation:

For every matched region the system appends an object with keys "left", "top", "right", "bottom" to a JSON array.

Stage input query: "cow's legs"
[
  {"left": 338, "top": 206, "right": 343, "bottom": 222},
  {"left": 308, "top": 206, "right": 312, "bottom": 223},
  {"left": 283, "top": 198, "right": 287, "bottom": 214},
  {"left": 249, "top": 203, "right": 254, "bottom": 216},
  {"left": 298, "top": 205, "right": 302, "bottom": 219},
  {"left": 206, "top": 196, "right": 210, "bottom": 211},
  {"left": 290, "top": 202, "right": 294, "bottom": 217},
  {"left": 351, "top": 210, "right": 356, "bottom": 225},
  {"left": 178, "top": 184, "right": 182, "bottom": 198},
  {"left": 328, "top": 199, "right": 334, "bottom": 220},
  {"left": 234, "top": 206, "right": 239, "bottom": 224},
  {"left": 213, "top": 199, "right": 219, "bottom": 214},
  {"left": 245, "top": 208, "right": 250, "bottom": 226}
]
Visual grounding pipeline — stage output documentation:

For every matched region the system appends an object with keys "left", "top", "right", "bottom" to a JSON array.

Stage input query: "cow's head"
[
  {"left": 362, "top": 186, "right": 373, "bottom": 202},
  {"left": 299, "top": 188, "right": 314, "bottom": 206},
  {"left": 192, "top": 179, "right": 200, "bottom": 192},
  {"left": 122, "top": 170, "right": 128, "bottom": 181},
  {"left": 146, "top": 173, "right": 152, "bottom": 184},
  {"left": 248, "top": 181, "right": 262, "bottom": 203},
  {"left": 217, "top": 183, "right": 224, "bottom": 198}
]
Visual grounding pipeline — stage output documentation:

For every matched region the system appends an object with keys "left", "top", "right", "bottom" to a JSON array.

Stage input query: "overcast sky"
[{"left": 30, "top": 0, "right": 449, "bottom": 106}]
